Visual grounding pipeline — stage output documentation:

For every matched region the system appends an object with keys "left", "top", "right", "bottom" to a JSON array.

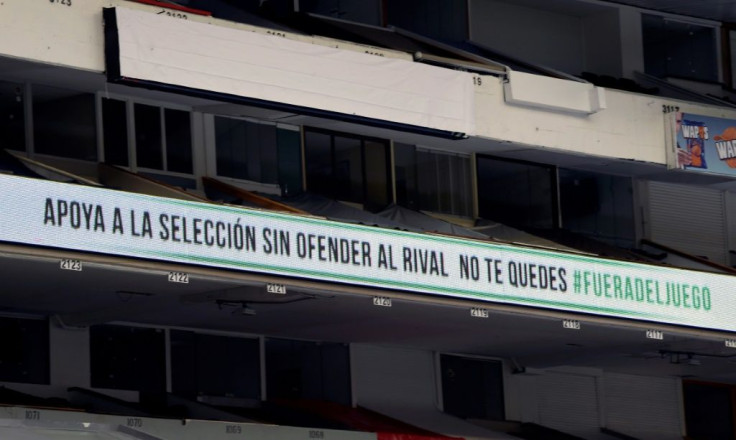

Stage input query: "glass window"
[
  {"left": 215, "top": 116, "right": 279, "bottom": 184},
  {"left": 559, "top": 169, "right": 635, "bottom": 247},
  {"left": 333, "top": 135, "right": 363, "bottom": 202},
  {"left": 90, "top": 324, "right": 166, "bottom": 393},
  {"left": 171, "top": 331, "right": 260, "bottom": 400},
  {"left": 133, "top": 104, "right": 193, "bottom": 174},
  {"left": 364, "top": 140, "right": 390, "bottom": 209},
  {"left": 102, "top": 98, "right": 128, "bottom": 166},
  {"left": 0, "top": 317, "right": 49, "bottom": 385},
  {"left": 266, "top": 338, "right": 351, "bottom": 405},
  {"left": 385, "top": 0, "right": 468, "bottom": 43},
  {"left": 304, "top": 130, "right": 333, "bottom": 195},
  {"left": 684, "top": 381, "right": 734, "bottom": 440},
  {"left": 0, "top": 81, "right": 25, "bottom": 151},
  {"left": 476, "top": 156, "right": 557, "bottom": 229},
  {"left": 33, "top": 85, "right": 96, "bottom": 160},
  {"left": 164, "top": 108, "right": 193, "bottom": 174},
  {"left": 277, "top": 128, "right": 303, "bottom": 196},
  {"left": 642, "top": 14, "right": 718, "bottom": 82},
  {"left": 396, "top": 144, "right": 472, "bottom": 217},
  {"left": 300, "top": 0, "right": 381, "bottom": 25},
  {"left": 134, "top": 103, "right": 163, "bottom": 170},
  {"left": 304, "top": 128, "right": 390, "bottom": 212},
  {"left": 441, "top": 355, "right": 504, "bottom": 420}
]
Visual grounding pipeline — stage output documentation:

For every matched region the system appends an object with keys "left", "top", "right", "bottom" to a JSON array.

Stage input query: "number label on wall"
[
  {"left": 266, "top": 283, "right": 286, "bottom": 294},
  {"left": 158, "top": 9, "right": 188, "bottom": 19},
  {"left": 373, "top": 296, "right": 392, "bottom": 307},
  {"left": 646, "top": 329, "right": 664, "bottom": 340},
  {"left": 60, "top": 259, "right": 82, "bottom": 271},
  {"left": 49, "top": 0, "right": 72, "bottom": 6},
  {"left": 470, "top": 307, "right": 489, "bottom": 318},
  {"left": 168, "top": 272, "right": 189, "bottom": 283},
  {"left": 563, "top": 319, "right": 581, "bottom": 330},
  {"left": 126, "top": 418, "right": 143, "bottom": 428},
  {"left": 225, "top": 425, "right": 242, "bottom": 434}
]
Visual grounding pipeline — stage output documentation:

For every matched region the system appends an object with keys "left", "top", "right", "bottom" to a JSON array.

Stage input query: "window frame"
[
  {"left": 202, "top": 113, "right": 300, "bottom": 196},
  {"left": 475, "top": 154, "right": 561, "bottom": 230},
  {"left": 96, "top": 92, "right": 197, "bottom": 180},
  {"left": 435, "top": 351, "right": 507, "bottom": 421},
  {"left": 303, "top": 126, "right": 393, "bottom": 211}
]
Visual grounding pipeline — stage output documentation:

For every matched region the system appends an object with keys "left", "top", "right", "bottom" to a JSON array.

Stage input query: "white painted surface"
[
  {"left": 504, "top": 70, "right": 605, "bottom": 114},
  {"left": 112, "top": 7, "right": 475, "bottom": 135},
  {"left": 475, "top": 77, "right": 668, "bottom": 164},
  {"left": 3, "top": 0, "right": 736, "bottom": 168},
  {"left": 0, "top": 0, "right": 410, "bottom": 74}
]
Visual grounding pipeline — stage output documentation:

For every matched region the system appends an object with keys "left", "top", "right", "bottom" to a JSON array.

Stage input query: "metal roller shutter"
[
  {"left": 538, "top": 372, "right": 603, "bottom": 439},
  {"left": 604, "top": 373, "right": 682, "bottom": 439},
  {"left": 646, "top": 181, "right": 728, "bottom": 264}
]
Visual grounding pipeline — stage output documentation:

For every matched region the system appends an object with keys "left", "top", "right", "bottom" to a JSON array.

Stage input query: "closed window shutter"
[{"left": 646, "top": 181, "right": 727, "bottom": 264}]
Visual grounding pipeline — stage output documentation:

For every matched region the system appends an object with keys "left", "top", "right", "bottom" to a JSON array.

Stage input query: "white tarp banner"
[
  {"left": 109, "top": 7, "right": 475, "bottom": 135},
  {"left": 2, "top": 174, "right": 736, "bottom": 333}
]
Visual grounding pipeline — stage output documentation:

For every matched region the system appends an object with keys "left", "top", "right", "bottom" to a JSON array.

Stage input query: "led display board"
[{"left": 1, "top": 174, "right": 734, "bottom": 332}]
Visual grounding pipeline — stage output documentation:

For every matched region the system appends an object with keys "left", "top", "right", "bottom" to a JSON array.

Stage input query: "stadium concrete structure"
[{"left": 2, "top": 0, "right": 736, "bottom": 439}]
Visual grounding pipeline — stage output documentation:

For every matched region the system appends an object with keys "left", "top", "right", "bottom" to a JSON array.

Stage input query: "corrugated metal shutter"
[
  {"left": 604, "top": 373, "right": 682, "bottom": 440},
  {"left": 646, "top": 181, "right": 728, "bottom": 264},
  {"left": 538, "top": 372, "right": 603, "bottom": 439}
]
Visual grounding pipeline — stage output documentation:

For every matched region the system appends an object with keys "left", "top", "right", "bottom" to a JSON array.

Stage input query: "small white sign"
[
  {"left": 470, "top": 307, "right": 489, "bottom": 318},
  {"left": 646, "top": 329, "right": 664, "bottom": 340},
  {"left": 60, "top": 259, "right": 82, "bottom": 271},
  {"left": 563, "top": 319, "right": 581, "bottom": 330},
  {"left": 168, "top": 272, "right": 189, "bottom": 284},
  {"left": 725, "top": 339, "right": 736, "bottom": 348},
  {"left": 266, "top": 283, "right": 287, "bottom": 295},
  {"left": 372, "top": 296, "right": 392, "bottom": 307}
]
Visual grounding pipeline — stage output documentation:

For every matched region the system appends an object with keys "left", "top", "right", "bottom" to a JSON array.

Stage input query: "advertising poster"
[{"left": 672, "top": 112, "right": 736, "bottom": 176}]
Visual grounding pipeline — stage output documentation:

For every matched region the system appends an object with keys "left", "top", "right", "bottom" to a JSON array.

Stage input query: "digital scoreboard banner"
[{"left": 1, "top": 174, "right": 735, "bottom": 332}]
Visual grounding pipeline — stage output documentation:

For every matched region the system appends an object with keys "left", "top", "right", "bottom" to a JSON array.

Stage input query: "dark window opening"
[
  {"left": 171, "top": 331, "right": 260, "bottom": 401},
  {"left": 476, "top": 155, "right": 557, "bottom": 229},
  {"left": 102, "top": 98, "right": 128, "bottom": 166},
  {"left": 33, "top": 85, "right": 96, "bottom": 161},
  {"left": 642, "top": 14, "right": 718, "bottom": 83},
  {"left": 304, "top": 128, "right": 390, "bottom": 212},
  {"left": 683, "top": 381, "right": 735, "bottom": 440},
  {"left": 395, "top": 143, "right": 472, "bottom": 217},
  {"left": 265, "top": 338, "right": 351, "bottom": 405},
  {"left": 385, "top": 0, "right": 468, "bottom": 43},
  {"left": 300, "top": 0, "right": 381, "bottom": 25},
  {"left": 0, "top": 81, "right": 25, "bottom": 151},
  {"left": 0, "top": 317, "right": 49, "bottom": 385},
  {"left": 134, "top": 103, "right": 163, "bottom": 170},
  {"left": 165, "top": 108, "right": 193, "bottom": 174},
  {"left": 134, "top": 103, "right": 193, "bottom": 174},
  {"left": 441, "top": 354, "right": 504, "bottom": 421},
  {"left": 90, "top": 324, "right": 166, "bottom": 393},
  {"left": 215, "top": 116, "right": 279, "bottom": 184},
  {"left": 559, "top": 169, "right": 635, "bottom": 248}
]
